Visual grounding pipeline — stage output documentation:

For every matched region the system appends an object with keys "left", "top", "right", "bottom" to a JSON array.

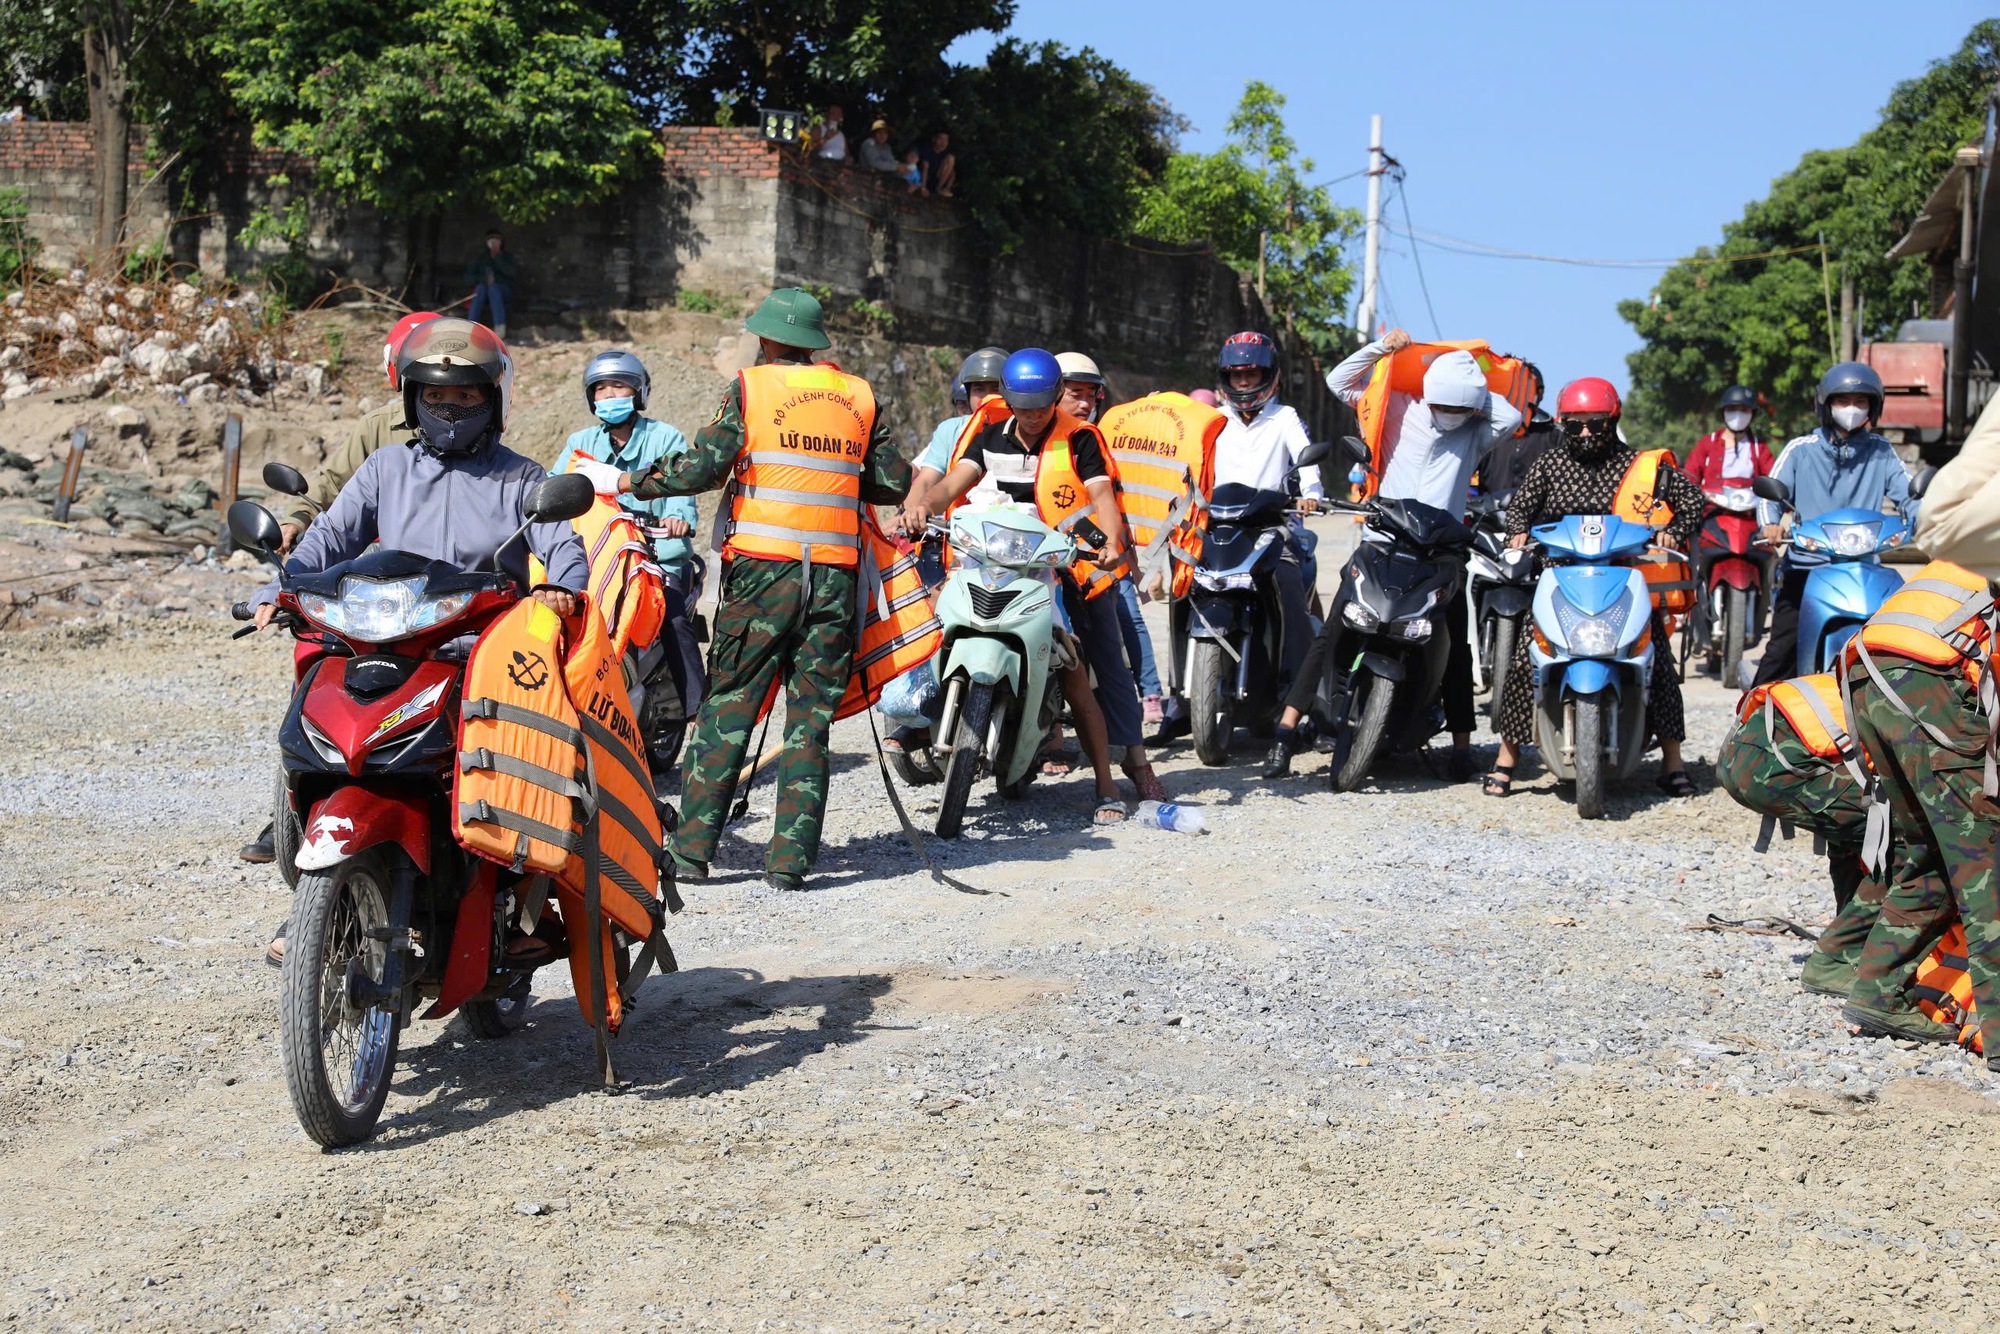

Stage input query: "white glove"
[{"left": 571, "top": 457, "right": 624, "bottom": 495}]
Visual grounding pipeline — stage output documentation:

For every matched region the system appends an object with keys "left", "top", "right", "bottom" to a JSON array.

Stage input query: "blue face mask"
[{"left": 594, "top": 395, "right": 636, "bottom": 426}]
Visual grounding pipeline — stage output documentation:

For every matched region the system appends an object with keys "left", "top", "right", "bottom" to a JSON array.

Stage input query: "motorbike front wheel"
[
  {"left": 1721, "top": 584, "right": 1746, "bottom": 688},
  {"left": 1188, "top": 640, "right": 1233, "bottom": 766},
  {"left": 1571, "top": 690, "right": 1608, "bottom": 821},
  {"left": 1487, "top": 618, "right": 1518, "bottom": 722},
  {"left": 1331, "top": 672, "right": 1396, "bottom": 792},
  {"left": 280, "top": 849, "right": 405, "bottom": 1147},
  {"left": 936, "top": 681, "right": 995, "bottom": 840}
]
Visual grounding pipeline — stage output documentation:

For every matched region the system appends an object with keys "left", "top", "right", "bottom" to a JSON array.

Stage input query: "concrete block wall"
[{"left": 0, "top": 124, "right": 173, "bottom": 268}]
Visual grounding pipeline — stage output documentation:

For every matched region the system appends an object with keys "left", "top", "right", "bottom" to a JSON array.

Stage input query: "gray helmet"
[
  {"left": 957, "top": 345, "right": 1008, "bottom": 386},
  {"left": 584, "top": 348, "right": 650, "bottom": 411},
  {"left": 1815, "top": 362, "right": 1883, "bottom": 433},
  {"left": 1718, "top": 383, "right": 1757, "bottom": 414}
]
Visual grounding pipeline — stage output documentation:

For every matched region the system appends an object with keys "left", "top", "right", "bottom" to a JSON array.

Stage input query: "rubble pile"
[
  {"left": 0, "top": 441, "right": 232, "bottom": 544},
  {"left": 0, "top": 271, "right": 329, "bottom": 407}
]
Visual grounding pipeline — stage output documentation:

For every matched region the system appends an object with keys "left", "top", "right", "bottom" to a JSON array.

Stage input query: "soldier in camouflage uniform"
[
  {"left": 1844, "top": 659, "right": 2000, "bottom": 1059},
  {"left": 578, "top": 290, "right": 911, "bottom": 890},
  {"left": 1714, "top": 708, "right": 1882, "bottom": 997}
]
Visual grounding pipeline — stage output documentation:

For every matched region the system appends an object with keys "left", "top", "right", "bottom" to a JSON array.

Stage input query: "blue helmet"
[
  {"left": 1815, "top": 361, "right": 1882, "bottom": 433},
  {"left": 1217, "top": 331, "right": 1279, "bottom": 414},
  {"left": 1001, "top": 348, "right": 1062, "bottom": 411},
  {"left": 584, "top": 348, "right": 650, "bottom": 411}
]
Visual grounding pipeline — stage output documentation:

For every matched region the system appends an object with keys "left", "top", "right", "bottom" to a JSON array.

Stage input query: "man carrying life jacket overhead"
[
  {"left": 575, "top": 288, "right": 912, "bottom": 891},
  {"left": 1749, "top": 362, "right": 1918, "bottom": 688},
  {"left": 904, "top": 347, "right": 1169, "bottom": 821},
  {"left": 557, "top": 349, "right": 706, "bottom": 780}
]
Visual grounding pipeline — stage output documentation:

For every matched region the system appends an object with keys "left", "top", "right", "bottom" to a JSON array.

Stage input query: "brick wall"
[{"left": 0, "top": 122, "right": 1345, "bottom": 437}]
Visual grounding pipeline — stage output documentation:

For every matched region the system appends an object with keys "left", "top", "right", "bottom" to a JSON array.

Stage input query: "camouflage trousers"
[
  {"left": 1848, "top": 660, "right": 2000, "bottom": 1054},
  {"left": 673, "top": 558, "right": 857, "bottom": 877},
  {"left": 1714, "top": 718, "right": 1880, "bottom": 966}
]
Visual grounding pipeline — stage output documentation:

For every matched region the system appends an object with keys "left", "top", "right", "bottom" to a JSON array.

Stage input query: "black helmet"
[
  {"left": 1718, "top": 384, "right": 1757, "bottom": 414},
  {"left": 958, "top": 346, "right": 1009, "bottom": 387},
  {"left": 1814, "top": 362, "right": 1883, "bottom": 433}
]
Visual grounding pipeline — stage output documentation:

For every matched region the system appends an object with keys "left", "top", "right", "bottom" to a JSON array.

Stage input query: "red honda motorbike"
[
  {"left": 1683, "top": 484, "right": 1768, "bottom": 685},
  {"left": 228, "top": 466, "right": 666, "bottom": 1147}
]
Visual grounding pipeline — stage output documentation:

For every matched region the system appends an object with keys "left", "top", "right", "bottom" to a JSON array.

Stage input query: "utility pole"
[{"left": 1355, "top": 114, "right": 1383, "bottom": 338}]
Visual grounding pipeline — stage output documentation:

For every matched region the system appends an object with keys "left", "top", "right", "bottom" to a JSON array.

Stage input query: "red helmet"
[
  {"left": 382, "top": 311, "right": 443, "bottom": 389},
  {"left": 1555, "top": 377, "right": 1621, "bottom": 418}
]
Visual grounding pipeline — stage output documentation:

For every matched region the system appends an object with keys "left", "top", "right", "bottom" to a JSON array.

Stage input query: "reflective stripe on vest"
[
  {"left": 1613, "top": 450, "right": 1677, "bottom": 527},
  {"left": 728, "top": 364, "right": 874, "bottom": 567}
]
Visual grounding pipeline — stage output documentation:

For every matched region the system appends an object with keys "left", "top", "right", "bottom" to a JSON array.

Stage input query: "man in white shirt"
[
  {"left": 1213, "top": 332, "right": 1319, "bottom": 712},
  {"left": 809, "top": 105, "right": 847, "bottom": 161}
]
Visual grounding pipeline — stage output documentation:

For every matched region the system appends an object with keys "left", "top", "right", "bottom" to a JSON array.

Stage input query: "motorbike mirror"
[
  {"left": 1750, "top": 474, "right": 1791, "bottom": 505},
  {"left": 226, "top": 499, "right": 285, "bottom": 565},
  {"left": 261, "top": 462, "right": 310, "bottom": 496},
  {"left": 1339, "top": 435, "right": 1372, "bottom": 467},
  {"left": 1293, "top": 438, "right": 1333, "bottom": 471},
  {"left": 1909, "top": 465, "right": 1937, "bottom": 500},
  {"left": 526, "top": 472, "right": 596, "bottom": 524}
]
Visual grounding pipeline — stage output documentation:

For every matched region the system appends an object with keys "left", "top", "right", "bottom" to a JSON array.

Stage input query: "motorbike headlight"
[
  {"left": 1569, "top": 618, "right": 1620, "bottom": 657},
  {"left": 1342, "top": 601, "right": 1381, "bottom": 631},
  {"left": 298, "top": 576, "right": 472, "bottom": 642},
  {"left": 1395, "top": 616, "right": 1432, "bottom": 641},
  {"left": 1820, "top": 521, "right": 1880, "bottom": 558},
  {"left": 980, "top": 522, "right": 1040, "bottom": 566}
]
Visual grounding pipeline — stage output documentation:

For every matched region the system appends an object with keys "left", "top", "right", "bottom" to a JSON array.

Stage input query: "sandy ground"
[{"left": 2, "top": 536, "right": 1996, "bottom": 1333}]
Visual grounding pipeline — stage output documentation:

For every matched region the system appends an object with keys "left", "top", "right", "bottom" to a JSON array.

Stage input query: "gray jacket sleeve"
[
  {"left": 256, "top": 456, "right": 381, "bottom": 605},
  {"left": 527, "top": 519, "right": 591, "bottom": 593},
  {"left": 1326, "top": 340, "right": 1389, "bottom": 408},
  {"left": 1482, "top": 392, "right": 1524, "bottom": 452}
]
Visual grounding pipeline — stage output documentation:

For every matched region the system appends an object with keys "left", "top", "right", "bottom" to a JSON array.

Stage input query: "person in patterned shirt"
[{"left": 1486, "top": 379, "right": 1704, "bottom": 799}]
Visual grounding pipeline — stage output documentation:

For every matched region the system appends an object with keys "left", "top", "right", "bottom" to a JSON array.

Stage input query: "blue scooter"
[
  {"left": 1749, "top": 475, "right": 1915, "bottom": 675},
  {"left": 1525, "top": 514, "right": 1659, "bottom": 820}
]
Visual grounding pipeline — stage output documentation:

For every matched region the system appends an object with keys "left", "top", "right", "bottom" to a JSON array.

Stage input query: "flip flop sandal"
[
  {"left": 1093, "top": 797, "right": 1128, "bottom": 825},
  {"left": 1482, "top": 765, "right": 1515, "bottom": 798},
  {"left": 1040, "top": 751, "right": 1075, "bottom": 777},
  {"left": 1656, "top": 770, "right": 1697, "bottom": 798}
]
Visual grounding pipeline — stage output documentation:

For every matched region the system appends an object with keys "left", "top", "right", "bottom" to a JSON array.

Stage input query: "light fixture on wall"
[{"left": 759, "top": 109, "right": 803, "bottom": 144}]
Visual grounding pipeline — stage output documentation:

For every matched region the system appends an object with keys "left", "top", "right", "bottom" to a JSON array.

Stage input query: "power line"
[
  {"left": 1385, "top": 221, "right": 1824, "bottom": 271},
  {"left": 1389, "top": 176, "right": 1441, "bottom": 340}
]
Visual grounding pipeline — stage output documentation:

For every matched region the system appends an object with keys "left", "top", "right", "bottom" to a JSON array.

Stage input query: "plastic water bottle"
[{"left": 1135, "top": 800, "right": 1207, "bottom": 835}]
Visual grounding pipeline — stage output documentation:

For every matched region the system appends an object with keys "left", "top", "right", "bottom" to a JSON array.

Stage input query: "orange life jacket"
[
  {"left": 835, "top": 512, "right": 944, "bottom": 721},
  {"left": 541, "top": 455, "right": 667, "bottom": 659},
  {"left": 1736, "top": 673, "right": 1871, "bottom": 788},
  {"left": 1099, "top": 392, "right": 1223, "bottom": 600},
  {"left": 1912, "top": 922, "right": 1983, "bottom": 1054},
  {"left": 1612, "top": 449, "right": 1679, "bottom": 528},
  {"left": 1850, "top": 560, "right": 1995, "bottom": 682},
  {"left": 725, "top": 362, "right": 874, "bottom": 567},
  {"left": 1353, "top": 340, "right": 1533, "bottom": 499},
  {"left": 1637, "top": 546, "right": 1696, "bottom": 617},
  {"left": 454, "top": 597, "right": 666, "bottom": 1034},
  {"left": 946, "top": 411, "right": 1123, "bottom": 599}
]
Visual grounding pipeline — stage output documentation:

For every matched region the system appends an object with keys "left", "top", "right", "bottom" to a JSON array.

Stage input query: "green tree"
[
  {"left": 204, "top": 0, "right": 656, "bottom": 295},
  {"left": 933, "top": 38, "right": 1181, "bottom": 244},
  {"left": 1620, "top": 20, "right": 2000, "bottom": 451},
  {"left": 1132, "top": 82, "right": 1361, "bottom": 357}
]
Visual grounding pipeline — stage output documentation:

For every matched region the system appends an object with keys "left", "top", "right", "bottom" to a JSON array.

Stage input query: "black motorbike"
[
  {"left": 1463, "top": 490, "right": 1535, "bottom": 716},
  {"left": 1184, "top": 442, "right": 1329, "bottom": 765},
  {"left": 1315, "top": 441, "right": 1472, "bottom": 790}
]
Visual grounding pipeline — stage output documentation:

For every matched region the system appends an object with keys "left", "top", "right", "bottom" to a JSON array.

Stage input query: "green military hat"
[{"left": 745, "top": 287, "right": 832, "bottom": 351}]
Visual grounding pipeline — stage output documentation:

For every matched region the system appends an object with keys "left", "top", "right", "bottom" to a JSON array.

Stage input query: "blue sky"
[{"left": 948, "top": 1, "right": 1987, "bottom": 401}]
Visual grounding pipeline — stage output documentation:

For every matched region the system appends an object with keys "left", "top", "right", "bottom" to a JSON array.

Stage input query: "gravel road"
[{"left": 2, "top": 563, "right": 1996, "bottom": 1333}]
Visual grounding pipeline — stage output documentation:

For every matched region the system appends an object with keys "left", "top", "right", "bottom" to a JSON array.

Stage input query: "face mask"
[
  {"left": 1829, "top": 403, "right": 1870, "bottom": 434},
  {"left": 413, "top": 395, "right": 495, "bottom": 454},
  {"left": 1562, "top": 420, "right": 1616, "bottom": 459},
  {"left": 1430, "top": 405, "right": 1475, "bottom": 433},
  {"left": 594, "top": 395, "right": 636, "bottom": 426},
  {"left": 1722, "top": 409, "right": 1752, "bottom": 432}
]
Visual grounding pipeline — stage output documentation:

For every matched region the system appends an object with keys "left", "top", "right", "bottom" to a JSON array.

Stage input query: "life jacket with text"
[
  {"left": 453, "top": 596, "right": 668, "bottom": 1033},
  {"left": 1099, "top": 392, "right": 1223, "bottom": 599},
  {"left": 723, "top": 362, "right": 874, "bottom": 568},
  {"left": 539, "top": 455, "right": 667, "bottom": 659},
  {"left": 1613, "top": 449, "right": 1680, "bottom": 528},
  {"left": 947, "top": 411, "right": 1123, "bottom": 599},
  {"left": 1354, "top": 340, "right": 1534, "bottom": 499}
]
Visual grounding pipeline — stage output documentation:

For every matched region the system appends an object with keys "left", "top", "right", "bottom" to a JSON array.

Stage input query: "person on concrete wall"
[
  {"left": 1277, "top": 328, "right": 1521, "bottom": 782},
  {"left": 466, "top": 230, "right": 518, "bottom": 338},
  {"left": 1748, "top": 363, "right": 1917, "bottom": 689},
  {"left": 574, "top": 289, "right": 912, "bottom": 891},
  {"left": 558, "top": 349, "right": 707, "bottom": 779},
  {"left": 809, "top": 104, "right": 848, "bottom": 161},
  {"left": 859, "top": 120, "right": 901, "bottom": 173}
]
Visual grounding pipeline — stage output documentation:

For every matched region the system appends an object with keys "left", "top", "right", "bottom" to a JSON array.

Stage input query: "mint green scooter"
[{"left": 931, "top": 501, "right": 1079, "bottom": 838}]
